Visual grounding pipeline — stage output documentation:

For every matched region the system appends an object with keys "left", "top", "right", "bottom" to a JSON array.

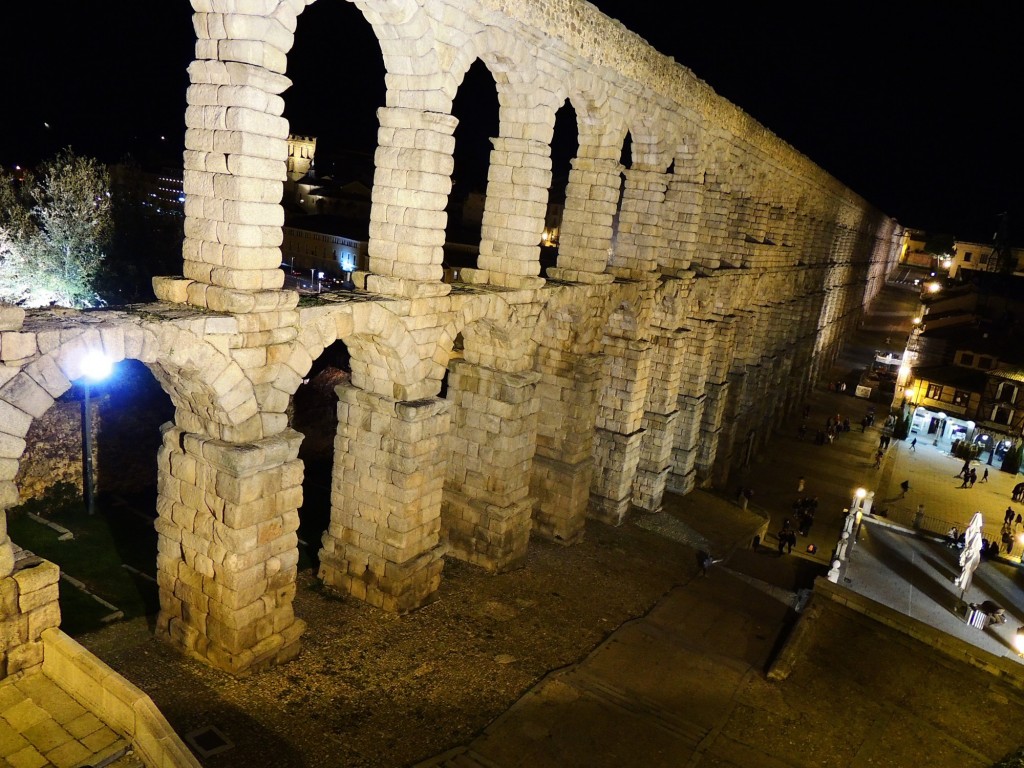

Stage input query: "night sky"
[{"left": 5, "top": 1, "right": 1021, "bottom": 243}]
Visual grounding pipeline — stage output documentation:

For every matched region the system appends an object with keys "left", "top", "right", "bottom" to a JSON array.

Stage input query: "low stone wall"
[{"left": 41, "top": 627, "right": 201, "bottom": 768}]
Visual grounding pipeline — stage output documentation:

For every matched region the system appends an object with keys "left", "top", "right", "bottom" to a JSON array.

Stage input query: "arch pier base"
[
  {"left": 443, "top": 361, "right": 540, "bottom": 572},
  {"left": 319, "top": 385, "right": 450, "bottom": 613},
  {"left": 530, "top": 351, "right": 603, "bottom": 545},
  {"left": 155, "top": 426, "right": 306, "bottom": 677}
]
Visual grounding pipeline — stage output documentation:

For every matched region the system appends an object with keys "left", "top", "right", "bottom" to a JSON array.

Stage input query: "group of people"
[
  {"left": 776, "top": 519, "right": 798, "bottom": 554},
  {"left": 791, "top": 496, "right": 819, "bottom": 536},
  {"left": 956, "top": 460, "right": 988, "bottom": 488},
  {"left": 945, "top": 508, "right": 1023, "bottom": 559},
  {"left": 815, "top": 413, "right": 853, "bottom": 446},
  {"left": 872, "top": 430, "right": 897, "bottom": 469}
]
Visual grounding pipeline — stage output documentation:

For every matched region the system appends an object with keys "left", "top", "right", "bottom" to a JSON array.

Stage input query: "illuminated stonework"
[{"left": 0, "top": 0, "right": 900, "bottom": 680}]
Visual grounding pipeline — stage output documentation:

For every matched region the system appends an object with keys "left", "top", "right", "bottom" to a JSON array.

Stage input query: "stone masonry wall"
[{"left": 0, "top": 0, "right": 907, "bottom": 682}]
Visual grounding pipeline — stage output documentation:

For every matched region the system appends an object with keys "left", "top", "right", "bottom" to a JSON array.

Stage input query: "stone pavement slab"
[{"left": 0, "top": 671, "right": 131, "bottom": 768}]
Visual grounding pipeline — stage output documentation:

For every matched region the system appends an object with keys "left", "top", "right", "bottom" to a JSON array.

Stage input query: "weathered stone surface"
[{"left": 0, "top": 0, "right": 901, "bottom": 682}]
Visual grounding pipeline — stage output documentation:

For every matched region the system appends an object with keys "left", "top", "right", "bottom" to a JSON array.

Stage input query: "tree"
[{"left": 0, "top": 149, "right": 112, "bottom": 308}]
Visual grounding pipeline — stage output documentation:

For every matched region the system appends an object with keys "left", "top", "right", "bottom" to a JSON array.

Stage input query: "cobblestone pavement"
[{"left": 77, "top": 518, "right": 702, "bottom": 768}]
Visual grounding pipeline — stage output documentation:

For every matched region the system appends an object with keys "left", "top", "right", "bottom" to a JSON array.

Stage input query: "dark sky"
[{"left": 5, "top": 2, "right": 1021, "bottom": 243}]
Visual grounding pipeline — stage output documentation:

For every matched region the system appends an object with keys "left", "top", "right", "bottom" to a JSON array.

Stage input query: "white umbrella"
[{"left": 953, "top": 511, "right": 984, "bottom": 599}]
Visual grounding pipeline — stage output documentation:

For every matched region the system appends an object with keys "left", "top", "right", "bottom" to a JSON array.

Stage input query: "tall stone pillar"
[
  {"left": 530, "top": 350, "right": 603, "bottom": 545},
  {"left": 609, "top": 168, "right": 668, "bottom": 277},
  {"left": 668, "top": 320, "right": 715, "bottom": 494},
  {"left": 155, "top": 426, "right": 305, "bottom": 676},
  {"left": 633, "top": 331, "right": 686, "bottom": 512},
  {"left": 590, "top": 336, "right": 652, "bottom": 525},
  {"left": 549, "top": 156, "right": 622, "bottom": 283},
  {"left": 365, "top": 107, "right": 456, "bottom": 297},
  {"left": 469, "top": 136, "right": 549, "bottom": 289},
  {"left": 319, "top": 385, "right": 450, "bottom": 612},
  {"left": 443, "top": 361, "right": 540, "bottom": 572},
  {"left": 662, "top": 174, "right": 703, "bottom": 273},
  {"left": 695, "top": 316, "right": 737, "bottom": 484}
]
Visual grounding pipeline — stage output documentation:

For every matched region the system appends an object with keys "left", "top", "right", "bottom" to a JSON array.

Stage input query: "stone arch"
[
  {"left": 623, "top": 101, "right": 674, "bottom": 171},
  {"left": 437, "top": 295, "right": 534, "bottom": 376},
  {"left": 293, "top": 304, "right": 425, "bottom": 401},
  {"left": 333, "top": 0, "right": 447, "bottom": 111},
  {"left": 3, "top": 321, "right": 257, "bottom": 446},
  {"left": 566, "top": 70, "right": 622, "bottom": 161}
]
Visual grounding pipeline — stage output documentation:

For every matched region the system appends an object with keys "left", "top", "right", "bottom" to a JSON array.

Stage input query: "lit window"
[
  {"left": 960, "top": 353, "right": 975, "bottom": 367},
  {"left": 926, "top": 383, "right": 943, "bottom": 400}
]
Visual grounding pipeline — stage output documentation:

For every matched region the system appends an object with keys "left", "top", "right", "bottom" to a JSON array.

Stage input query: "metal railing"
[{"left": 871, "top": 503, "right": 1023, "bottom": 560}]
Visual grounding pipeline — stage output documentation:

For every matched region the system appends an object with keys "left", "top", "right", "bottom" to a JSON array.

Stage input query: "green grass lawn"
[{"left": 7, "top": 486, "right": 160, "bottom": 636}]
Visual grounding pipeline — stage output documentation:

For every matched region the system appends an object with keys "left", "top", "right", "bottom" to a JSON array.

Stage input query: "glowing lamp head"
[
  {"left": 81, "top": 350, "right": 112, "bottom": 382},
  {"left": 855, "top": 488, "right": 867, "bottom": 500},
  {"left": 1015, "top": 627, "right": 1024, "bottom": 657}
]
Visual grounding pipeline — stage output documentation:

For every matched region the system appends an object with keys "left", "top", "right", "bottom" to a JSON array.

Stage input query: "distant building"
[
  {"left": 902, "top": 272, "right": 1024, "bottom": 462},
  {"left": 110, "top": 164, "right": 184, "bottom": 216},
  {"left": 281, "top": 216, "right": 368, "bottom": 278},
  {"left": 947, "top": 239, "right": 1024, "bottom": 279},
  {"left": 286, "top": 135, "right": 316, "bottom": 183},
  {"left": 897, "top": 229, "right": 934, "bottom": 268}
]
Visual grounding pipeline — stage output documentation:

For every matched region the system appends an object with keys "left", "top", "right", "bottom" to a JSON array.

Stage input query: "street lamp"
[{"left": 81, "top": 350, "right": 112, "bottom": 516}]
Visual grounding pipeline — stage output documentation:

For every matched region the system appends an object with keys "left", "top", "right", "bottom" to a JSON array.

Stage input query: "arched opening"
[
  {"left": 291, "top": 340, "right": 352, "bottom": 572},
  {"left": 8, "top": 359, "right": 173, "bottom": 636},
  {"left": 542, "top": 100, "right": 580, "bottom": 277},
  {"left": 444, "top": 60, "right": 500, "bottom": 278},
  {"left": 281, "top": 1, "right": 386, "bottom": 288}
]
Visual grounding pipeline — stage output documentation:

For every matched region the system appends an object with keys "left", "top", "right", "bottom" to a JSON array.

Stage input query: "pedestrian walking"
[
  {"left": 1013, "top": 482, "right": 1024, "bottom": 502},
  {"left": 960, "top": 472, "right": 970, "bottom": 489},
  {"left": 900, "top": 480, "right": 910, "bottom": 498},
  {"left": 1005, "top": 507, "right": 1015, "bottom": 525},
  {"left": 968, "top": 468, "right": 977, "bottom": 488},
  {"left": 874, "top": 449, "right": 884, "bottom": 469},
  {"left": 699, "top": 551, "right": 723, "bottom": 576},
  {"left": 957, "top": 460, "right": 970, "bottom": 478},
  {"left": 982, "top": 468, "right": 989, "bottom": 483},
  {"left": 797, "top": 476, "right": 805, "bottom": 493},
  {"left": 777, "top": 520, "right": 793, "bottom": 555},
  {"left": 909, "top": 438, "right": 917, "bottom": 452}
]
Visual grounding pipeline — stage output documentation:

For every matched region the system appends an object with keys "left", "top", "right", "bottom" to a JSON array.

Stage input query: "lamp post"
[{"left": 81, "top": 350, "right": 112, "bottom": 516}]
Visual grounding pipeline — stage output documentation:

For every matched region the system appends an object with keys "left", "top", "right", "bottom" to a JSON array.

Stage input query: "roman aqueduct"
[{"left": 0, "top": 0, "right": 899, "bottom": 677}]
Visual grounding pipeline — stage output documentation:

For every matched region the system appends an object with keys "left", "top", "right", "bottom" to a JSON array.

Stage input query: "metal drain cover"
[{"left": 185, "top": 725, "right": 234, "bottom": 758}]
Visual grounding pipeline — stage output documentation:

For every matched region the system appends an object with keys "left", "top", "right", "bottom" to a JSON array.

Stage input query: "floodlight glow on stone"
[{"left": 81, "top": 350, "right": 112, "bottom": 381}]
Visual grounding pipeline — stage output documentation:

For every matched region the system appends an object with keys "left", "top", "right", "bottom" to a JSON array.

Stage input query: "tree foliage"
[{"left": 0, "top": 149, "right": 112, "bottom": 308}]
